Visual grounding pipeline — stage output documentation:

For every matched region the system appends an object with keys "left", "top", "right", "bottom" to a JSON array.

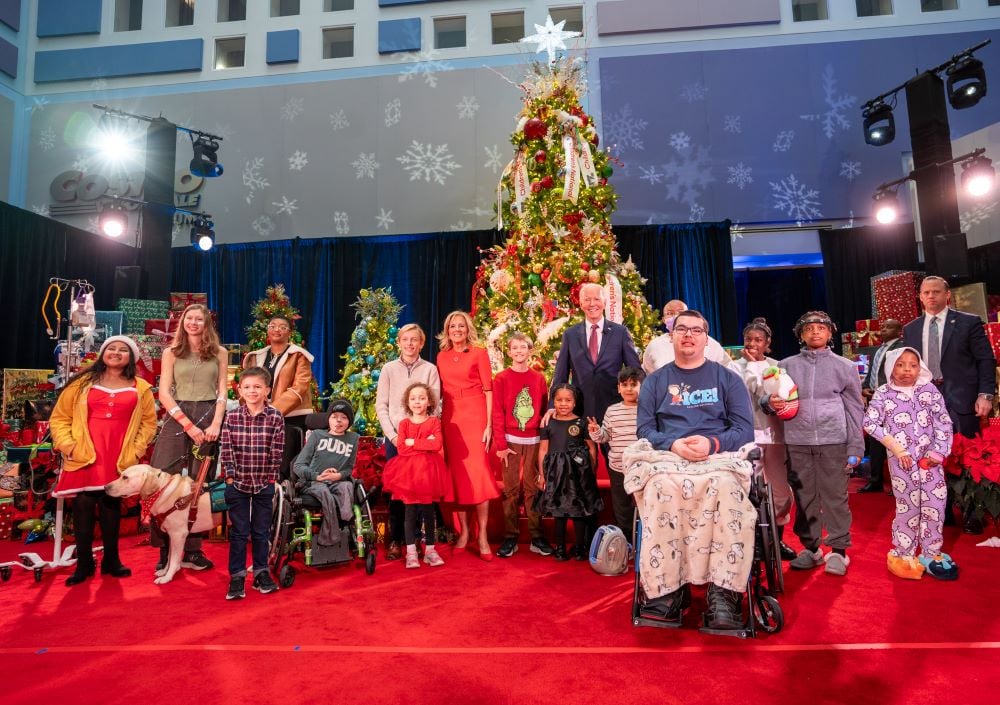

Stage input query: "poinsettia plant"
[{"left": 944, "top": 422, "right": 1000, "bottom": 520}]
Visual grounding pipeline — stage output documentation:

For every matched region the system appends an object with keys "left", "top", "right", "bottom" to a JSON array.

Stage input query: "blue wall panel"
[
  {"left": 0, "top": 36, "right": 15, "bottom": 78},
  {"left": 266, "top": 29, "right": 299, "bottom": 64},
  {"left": 37, "top": 0, "right": 100, "bottom": 37},
  {"left": 0, "top": 0, "right": 20, "bottom": 32},
  {"left": 378, "top": 18, "right": 421, "bottom": 54},
  {"left": 35, "top": 39, "right": 203, "bottom": 83}
]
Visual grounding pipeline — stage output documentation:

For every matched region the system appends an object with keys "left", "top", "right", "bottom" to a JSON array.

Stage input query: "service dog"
[{"left": 106, "top": 464, "right": 221, "bottom": 584}]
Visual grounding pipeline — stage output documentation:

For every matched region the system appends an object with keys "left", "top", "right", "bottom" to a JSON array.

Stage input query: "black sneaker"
[
  {"left": 640, "top": 584, "right": 691, "bottom": 621},
  {"left": 252, "top": 572, "right": 278, "bottom": 594},
  {"left": 226, "top": 576, "right": 245, "bottom": 600},
  {"left": 573, "top": 545, "right": 588, "bottom": 561},
  {"left": 779, "top": 542, "right": 798, "bottom": 561},
  {"left": 552, "top": 546, "right": 569, "bottom": 562},
  {"left": 497, "top": 537, "right": 518, "bottom": 558},
  {"left": 181, "top": 552, "right": 214, "bottom": 571},
  {"left": 704, "top": 585, "right": 744, "bottom": 630},
  {"left": 529, "top": 537, "right": 554, "bottom": 556}
]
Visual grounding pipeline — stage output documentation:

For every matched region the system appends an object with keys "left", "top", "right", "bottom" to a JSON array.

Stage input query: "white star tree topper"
[{"left": 519, "top": 15, "right": 581, "bottom": 64}]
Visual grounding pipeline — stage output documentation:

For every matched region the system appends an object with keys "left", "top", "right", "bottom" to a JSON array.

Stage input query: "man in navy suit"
[
  {"left": 902, "top": 275, "right": 996, "bottom": 532},
  {"left": 549, "top": 282, "right": 641, "bottom": 539},
  {"left": 859, "top": 318, "right": 903, "bottom": 493}
]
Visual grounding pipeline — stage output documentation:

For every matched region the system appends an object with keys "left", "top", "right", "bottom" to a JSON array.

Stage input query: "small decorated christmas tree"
[
  {"left": 246, "top": 284, "right": 305, "bottom": 350},
  {"left": 329, "top": 288, "right": 403, "bottom": 435},
  {"left": 472, "top": 52, "right": 659, "bottom": 377}
]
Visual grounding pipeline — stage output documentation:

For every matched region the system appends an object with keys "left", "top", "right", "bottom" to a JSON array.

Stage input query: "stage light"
[
  {"left": 863, "top": 101, "right": 895, "bottom": 147},
  {"left": 961, "top": 155, "right": 995, "bottom": 198},
  {"left": 92, "top": 113, "right": 138, "bottom": 165},
  {"left": 98, "top": 201, "right": 128, "bottom": 238},
  {"left": 947, "top": 55, "right": 987, "bottom": 110},
  {"left": 190, "top": 218, "right": 215, "bottom": 251},
  {"left": 873, "top": 189, "right": 899, "bottom": 225},
  {"left": 190, "top": 136, "right": 223, "bottom": 177}
]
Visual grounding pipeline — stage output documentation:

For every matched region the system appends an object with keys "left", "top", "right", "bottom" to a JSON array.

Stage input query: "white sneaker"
[
  {"left": 423, "top": 548, "right": 445, "bottom": 567},
  {"left": 405, "top": 550, "right": 420, "bottom": 569},
  {"left": 824, "top": 552, "right": 850, "bottom": 576}
]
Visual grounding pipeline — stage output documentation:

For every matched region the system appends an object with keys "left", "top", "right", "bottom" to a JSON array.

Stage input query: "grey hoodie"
[{"left": 778, "top": 347, "right": 864, "bottom": 458}]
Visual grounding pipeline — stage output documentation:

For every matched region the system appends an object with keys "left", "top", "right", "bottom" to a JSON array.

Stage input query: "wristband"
[
  {"left": 182, "top": 421, "right": 194, "bottom": 432},
  {"left": 168, "top": 406, "right": 181, "bottom": 416}
]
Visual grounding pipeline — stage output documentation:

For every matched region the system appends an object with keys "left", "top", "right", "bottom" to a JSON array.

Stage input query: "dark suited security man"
[
  {"left": 902, "top": 275, "right": 996, "bottom": 533},
  {"left": 859, "top": 319, "right": 903, "bottom": 493}
]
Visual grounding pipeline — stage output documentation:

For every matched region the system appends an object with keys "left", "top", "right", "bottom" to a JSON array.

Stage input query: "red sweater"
[
  {"left": 396, "top": 416, "right": 444, "bottom": 456},
  {"left": 491, "top": 367, "right": 549, "bottom": 451}
]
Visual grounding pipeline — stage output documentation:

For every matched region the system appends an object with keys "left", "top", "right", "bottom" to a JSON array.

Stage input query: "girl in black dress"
[{"left": 535, "top": 385, "right": 603, "bottom": 561}]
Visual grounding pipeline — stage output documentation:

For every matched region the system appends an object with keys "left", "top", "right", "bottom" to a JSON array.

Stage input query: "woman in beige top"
[{"left": 148, "top": 303, "right": 228, "bottom": 571}]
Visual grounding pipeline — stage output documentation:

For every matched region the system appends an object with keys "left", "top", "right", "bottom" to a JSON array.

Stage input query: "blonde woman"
[
  {"left": 436, "top": 311, "right": 499, "bottom": 560},
  {"left": 149, "top": 303, "right": 228, "bottom": 572}
]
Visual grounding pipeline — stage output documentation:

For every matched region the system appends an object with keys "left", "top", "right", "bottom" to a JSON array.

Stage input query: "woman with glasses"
[{"left": 242, "top": 315, "right": 314, "bottom": 431}]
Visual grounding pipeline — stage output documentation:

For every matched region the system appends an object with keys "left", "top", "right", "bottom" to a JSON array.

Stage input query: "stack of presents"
[{"left": 841, "top": 270, "right": 1000, "bottom": 392}]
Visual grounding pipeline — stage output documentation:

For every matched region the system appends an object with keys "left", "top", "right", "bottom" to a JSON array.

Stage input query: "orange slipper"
[{"left": 887, "top": 553, "right": 924, "bottom": 580}]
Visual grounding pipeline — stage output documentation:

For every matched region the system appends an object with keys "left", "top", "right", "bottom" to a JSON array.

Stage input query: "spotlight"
[
  {"left": 92, "top": 113, "right": 138, "bottom": 165},
  {"left": 863, "top": 101, "right": 895, "bottom": 147},
  {"left": 190, "top": 136, "right": 223, "bottom": 178},
  {"left": 961, "top": 155, "right": 995, "bottom": 198},
  {"left": 947, "top": 55, "right": 987, "bottom": 110},
  {"left": 873, "top": 189, "right": 899, "bottom": 225},
  {"left": 98, "top": 201, "right": 128, "bottom": 238},
  {"left": 190, "top": 218, "right": 215, "bottom": 251}
]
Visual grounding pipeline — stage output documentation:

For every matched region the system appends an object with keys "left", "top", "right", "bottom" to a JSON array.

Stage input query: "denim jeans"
[{"left": 225, "top": 483, "right": 275, "bottom": 577}]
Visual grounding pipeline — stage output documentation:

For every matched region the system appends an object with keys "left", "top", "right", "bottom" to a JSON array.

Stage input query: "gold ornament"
[{"left": 588, "top": 270, "right": 601, "bottom": 283}]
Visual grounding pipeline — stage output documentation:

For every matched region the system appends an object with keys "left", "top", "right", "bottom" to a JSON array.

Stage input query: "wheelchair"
[
  {"left": 268, "top": 414, "right": 378, "bottom": 588},
  {"left": 630, "top": 447, "right": 784, "bottom": 638}
]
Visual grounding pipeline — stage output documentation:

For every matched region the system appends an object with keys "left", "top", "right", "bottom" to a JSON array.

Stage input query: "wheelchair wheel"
[
  {"left": 279, "top": 564, "right": 296, "bottom": 588},
  {"left": 751, "top": 594, "right": 783, "bottom": 633},
  {"left": 365, "top": 551, "right": 376, "bottom": 575}
]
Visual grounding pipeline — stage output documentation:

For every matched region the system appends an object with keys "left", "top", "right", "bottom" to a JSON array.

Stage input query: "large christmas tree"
[
  {"left": 328, "top": 288, "right": 403, "bottom": 435},
  {"left": 473, "top": 55, "right": 659, "bottom": 376}
]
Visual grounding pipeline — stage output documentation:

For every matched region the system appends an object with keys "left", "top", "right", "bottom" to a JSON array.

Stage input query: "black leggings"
[
  {"left": 72, "top": 490, "right": 123, "bottom": 570},
  {"left": 553, "top": 515, "right": 598, "bottom": 551},
  {"left": 403, "top": 504, "right": 437, "bottom": 546}
]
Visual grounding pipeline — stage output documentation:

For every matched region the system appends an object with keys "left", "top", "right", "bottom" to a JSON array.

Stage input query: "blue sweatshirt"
[{"left": 637, "top": 360, "right": 754, "bottom": 453}]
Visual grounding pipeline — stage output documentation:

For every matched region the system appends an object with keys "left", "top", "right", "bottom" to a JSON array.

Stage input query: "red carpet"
[{"left": 3, "top": 482, "right": 1000, "bottom": 705}]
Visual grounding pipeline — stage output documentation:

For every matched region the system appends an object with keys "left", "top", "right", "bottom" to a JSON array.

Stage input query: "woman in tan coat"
[{"left": 241, "top": 315, "right": 314, "bottom": 429}]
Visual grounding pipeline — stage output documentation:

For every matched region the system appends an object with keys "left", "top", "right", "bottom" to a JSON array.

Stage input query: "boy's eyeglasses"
[{"left": 673, "top": 325, "right": 706, "bottom": 337}]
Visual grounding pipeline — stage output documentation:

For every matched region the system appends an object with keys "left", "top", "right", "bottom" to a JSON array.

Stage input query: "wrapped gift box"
[
  {"left": 131, "top": 335, "right": 168, "bottom": 388},
  {"left": 170, "top": 292, "right": 208, "bottom": 312},
  {"left": 854, "top": 319, "right": 881, "bottom": 347},
  {"left": 872, "top": 271, "right": 924, "bottom": 325},
  {"left": 985, "top": 322, "right": 1000, "bottom": 362},
  {"left": 841, "top": 332, "right": 860, "bottom": 360},
  {"left": 117, "top": 298, "right": 170, "bottom": 334},
  {"left": 0, "top": 498, "right": 13, "bottom": 541},
  {"left": 2, "top": 369, "right": 55, "bottom": 420},
  {"left": 953, "top": 283, "right": 988, "bottom": 323}
]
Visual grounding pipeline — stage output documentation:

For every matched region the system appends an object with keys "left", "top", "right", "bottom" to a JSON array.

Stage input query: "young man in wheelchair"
[{"left": 627, "top": 310, "right": 757, "bottom": 631}]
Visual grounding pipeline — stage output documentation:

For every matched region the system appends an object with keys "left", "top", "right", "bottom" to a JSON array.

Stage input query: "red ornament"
[
  {"left": 524, "top": 118, "right": 548, "bottom": 140},
  {"left": 541, "top": 268, "right": 551, "bottom": 280},
  {"left": 599, "top": 177, "right": 608, "bottom": 186},
  {"left": 531, "top": 181, "right": 543, "bottom": 193},
  {"left": 540, "top": 175, "right": 554, "bottom": 189},
  {"left": 581, "top": 262, "right": 590, "bottom": 271},
  {"left": 591, "top": 133, "right": 599, "bottom": 147},
  {"left": 534, "top": 150, "right": 547, "bottom": 164}
]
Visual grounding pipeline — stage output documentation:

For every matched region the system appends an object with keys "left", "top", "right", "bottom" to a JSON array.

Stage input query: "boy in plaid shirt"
[{"left": 221, "top": 367, "right": 285, "bottom": 600}]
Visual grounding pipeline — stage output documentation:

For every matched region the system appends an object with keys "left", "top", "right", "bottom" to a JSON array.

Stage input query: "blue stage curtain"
[
  {"left": 615, "top": 221, "right": 738, "bottom": 345},
  {"left": 734, "top": 267, "right": 828, "bottom": 360}
]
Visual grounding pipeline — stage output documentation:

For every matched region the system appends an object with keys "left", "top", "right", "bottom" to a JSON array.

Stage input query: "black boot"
[
  {"left": 963, "top": 511, "right": 985, "bottom": 535},
  {"left": 97, "top": 494, "right": 130, "bottom": 578},
  {"left": 68, "top": 492, "right": 97, "bottom": 586},
  {"left": 65, "top": 564, "right": 95, "bottom": 586},
  {"left": 777, "top": 525, "right": 797, "bottom": 561},
  {"left": 704, "top": 585, "right": 744, "bottom": 630}
]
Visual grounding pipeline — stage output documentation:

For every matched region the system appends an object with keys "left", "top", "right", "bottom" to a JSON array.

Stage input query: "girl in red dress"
[
  {"left": 49, "top": 336, "right": 158, "bottom": 586},
  {"left": 381, "top": 382, "right": 452, "bottom": 569},
  {"left": 436, "top": 311, "right": 499, "bottom": 560}
]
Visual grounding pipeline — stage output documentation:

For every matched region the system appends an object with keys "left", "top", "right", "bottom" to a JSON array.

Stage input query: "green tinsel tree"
[
  {"left": 472, "top": 58, "right": 660, "bottom": 378},
  {"left": 246, "top": 284, "right": 305, "bottom": 350},
  {"left": 329, "top": 288, "right": 403, "bottom": 435}
]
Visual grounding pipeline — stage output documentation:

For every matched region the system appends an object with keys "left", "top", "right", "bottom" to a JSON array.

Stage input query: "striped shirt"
[
  {"left": 220, "top": 404, "right": 285, "bottom": 493},
  {"left": 589, "top": 401, "right": 638, "bottom": 473}
]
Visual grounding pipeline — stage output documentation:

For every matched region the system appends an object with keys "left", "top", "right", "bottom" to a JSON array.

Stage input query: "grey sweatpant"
[{"left": 786, "top": 443, "right": 852, "bottom": 551}]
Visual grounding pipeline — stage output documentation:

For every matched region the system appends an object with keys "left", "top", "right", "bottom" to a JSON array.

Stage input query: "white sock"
[{"left": 406, "top": 544, "right": 417, "bottom": 555}]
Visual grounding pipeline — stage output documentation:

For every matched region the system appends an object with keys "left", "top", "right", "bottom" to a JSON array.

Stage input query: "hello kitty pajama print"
[{"left": 863, "top": 383, "right": 953, "bottom": 557}]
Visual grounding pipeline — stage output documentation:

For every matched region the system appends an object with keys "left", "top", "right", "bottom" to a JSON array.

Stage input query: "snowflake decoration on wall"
[
  {"left": 272, "top": 196, "right": 299, "bottom": 215},
  {"left": 396, "top": 141, "right": 461, "bottom": 185},
  {"left": 251, "top": 215, "right": 275, "bottom": 238},
  {"left": 31, "top": 204, "right": 50, "bottom": 216},
  {"left": 483, "top": 145, "right": 504, "bottom": 174},
  {"left": 385, "top": 99, "right": 402, "bottom": 128},
  {"left": 71, "top": 155, "right": 91, "bottom": 172},
  {"left": 333, "top": 211, "right": 350, "bottom": 235},
  {"left": 376, "top": 208, "right": 395, "bottom": 231},
  {"left": 662, "top": 144, "right": 715, "bottom": 206},
  {"left": 457, "top": 96, "right": 480, "bottom": 119},
  {"left": 688, "top": 203, "right": 706, "bottom": 222},
  {"left": 329, "top": 110, "right": 350, "bottom": 130},
  {"left": 288, "top": 150, "right": 309, "bottom": 171},
  {"left": 39, "top": 127, "right": 56, "bottom": 151},
  {"left": 839, "top": 160, "right": 862, "bottom": 181},
  {"left": 280, "top": 97, "right": 305, "bottom": 122},
  {"left": 679, "top": 82, "right": 708, "bottom": 103},
  {"left": 772, "top": 130, "right": 796, "bottom": 153},
  {"left": 26, "top": 97, "right": 50, "bottom": 114},
  {"left": 960, "top": 200, "right": 998, "bottom": 232},
  {"left": 800, "top": 65, "right": 857, "bottom": 139},
  {"left": 639, "top": 165, "right": 663, "bottom": 185},
  {"left": 603, "top": 104, "right": 649, "bottom": 152},
  {"left": 242, "top": 158, "right": 270, "bottom": 205},
  {"left": 723, "top": 115, "right": 742, "bottom": 134},
  {"left": 726, "top": 162, "right": 754, "bottom": 191},
  {"left": 397, "top": 49, "right": 453, "bottom": 88},
  {"left": 770, "top": 174, "right": 823, "bottom": 225},
  {"left": 669, "top": 131, "right": 691, "bottom": 152},
  {"left": 449, "top": 220, "right": 473, "bottom": 231},
  {"left": 352, "top": 153, "right": 380, "bottom": 179}
]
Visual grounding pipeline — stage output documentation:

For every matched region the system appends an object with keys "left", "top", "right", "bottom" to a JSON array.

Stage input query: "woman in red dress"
[
  {"left": 436, "top": 311, "right": 499, "bottom": 559},
  {"left": 49, "top": 336, "right": 158, "bottom": 586}
]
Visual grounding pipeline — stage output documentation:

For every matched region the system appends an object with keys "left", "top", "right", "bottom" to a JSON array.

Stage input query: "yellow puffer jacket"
[{"left": 49, "top": 376, "right": 159, "bottom": 473}]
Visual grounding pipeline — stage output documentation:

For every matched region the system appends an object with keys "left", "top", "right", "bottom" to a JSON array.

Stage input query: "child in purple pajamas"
[{"left": 863, "top": 347, "right": 956, "bottom": 580}]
